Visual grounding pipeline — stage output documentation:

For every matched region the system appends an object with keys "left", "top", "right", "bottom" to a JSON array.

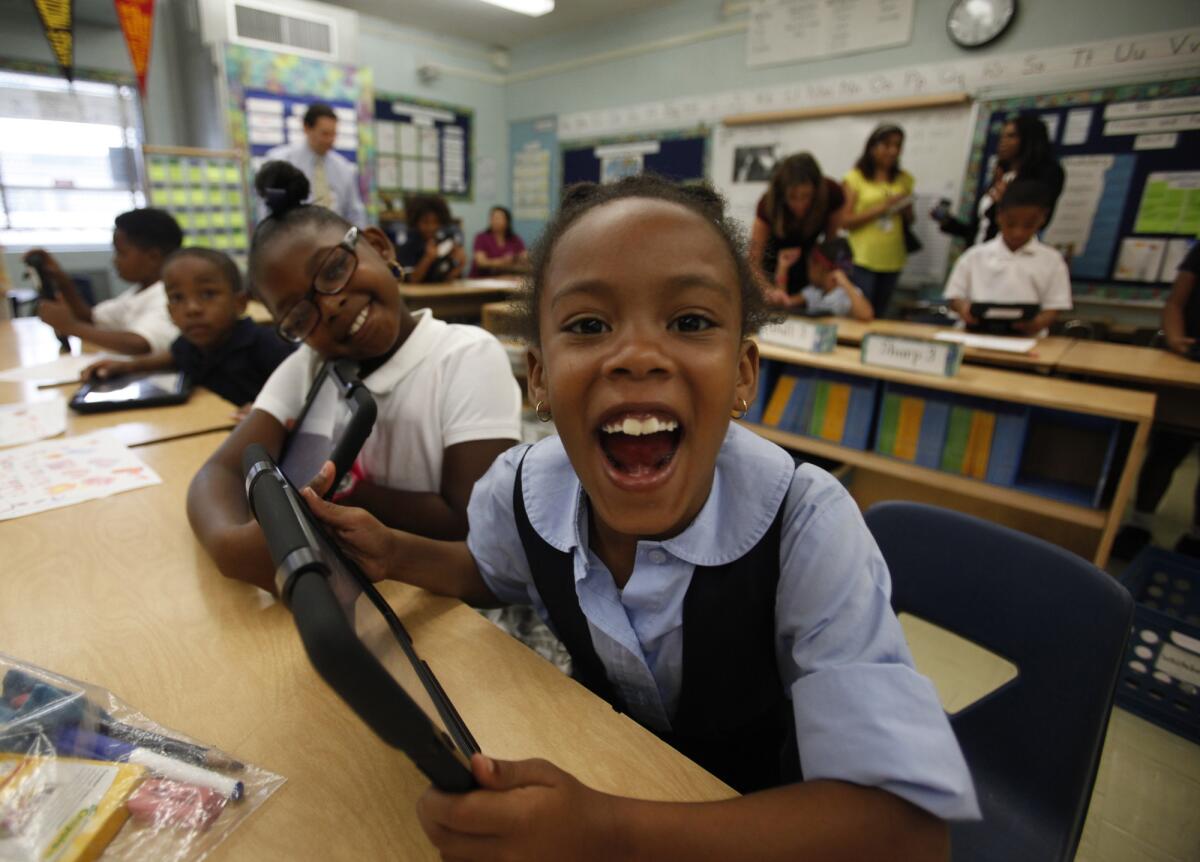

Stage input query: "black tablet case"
[{"left": 243, "top": 444, "right": 477, "bottom": 792}]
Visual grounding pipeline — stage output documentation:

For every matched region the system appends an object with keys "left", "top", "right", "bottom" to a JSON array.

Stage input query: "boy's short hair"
[
  {"left": 163, "top": 247, "right": 244, "bottom": 294},
  {"left": 114, "top": 208, "right": 184, "bottom": 255},
  {"left": 997, "top": 179, "right": 1054, "bottom": 213},
  {"left": 303, "top": 103, "right": 337, "bottom": 128},
  {"left": 810, "top": 236, "right": 851, "bottom": 271}
]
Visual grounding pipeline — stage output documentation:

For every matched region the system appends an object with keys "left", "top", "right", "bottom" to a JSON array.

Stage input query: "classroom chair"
[{"left": 863, "top": 502, "right": 1133, "bottom": 862}]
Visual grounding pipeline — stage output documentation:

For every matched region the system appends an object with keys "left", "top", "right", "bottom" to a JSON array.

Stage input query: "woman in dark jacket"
[{"left": 934, "top": 113, "right": 1065, "bottom": 248}]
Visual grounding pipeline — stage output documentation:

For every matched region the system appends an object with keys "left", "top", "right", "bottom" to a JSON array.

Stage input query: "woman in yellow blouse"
[{"left": 842, "top": 124, "right": 915, "bottom": 317}]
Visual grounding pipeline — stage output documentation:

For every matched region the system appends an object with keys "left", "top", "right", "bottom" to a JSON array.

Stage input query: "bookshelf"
[{"left": 751, "top": 343, "right": 1155, "bottom": 567}]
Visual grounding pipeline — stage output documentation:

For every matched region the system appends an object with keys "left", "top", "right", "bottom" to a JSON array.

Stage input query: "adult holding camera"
[
  {"left": 396, "top": 195, "right": 466, "bottom": 284},
  {"left": 934, "top": 114, "right": 1064, "bottom": 249}
]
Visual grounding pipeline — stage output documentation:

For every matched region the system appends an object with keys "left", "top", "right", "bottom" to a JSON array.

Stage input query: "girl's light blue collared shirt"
[{"left": 466, "top": 422, "right": 980, "bottom": 821}]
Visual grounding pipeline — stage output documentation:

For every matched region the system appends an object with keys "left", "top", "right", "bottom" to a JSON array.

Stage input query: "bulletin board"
[
  {"left": 223, "top": 44, "right": 375, "bottom": 220},
  {"left": 373, "top": 93, "right": 473, "bottom": 207},
  {"left": 561, "top": 128, "right": 709, "bottom": 187},
  {"left": 143, "top": 146, "right": 250, "bottom": 256},
  {"left": 242, "top": 90, "right": 359, "bottom": 168},
  {"left": 966, "top": 77, "right": 1200, "bottom": 298}
]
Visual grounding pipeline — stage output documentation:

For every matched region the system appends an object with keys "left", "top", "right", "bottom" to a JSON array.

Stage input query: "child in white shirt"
[
  {"left": 25, "top": 208, "right": 182, "bottom": 354},
  {"left": 944, "top": 179, "right": 1071, "bottom": 336}
]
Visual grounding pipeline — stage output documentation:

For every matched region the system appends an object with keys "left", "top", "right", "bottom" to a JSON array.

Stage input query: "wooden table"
[
  {"left": 0, "top": 318, "right": 237, "bottom": 447},
  {"left": 401, "top": 279, "right": 522, "bottom": 321},
  {"left": 0, "top": 433, "right": 732, "bottom": 859},
  {"left": 1056, "top": 340, "right": 1200, "bottom": 390},
  {"left": 830, "top": 318, "right": 1077, "bottom": 372},
  {"left": 1056, "top": 340, "right": 1200, "bottom": 434}
]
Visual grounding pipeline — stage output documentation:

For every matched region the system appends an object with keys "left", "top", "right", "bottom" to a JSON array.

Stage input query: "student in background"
[
  {"left": 305, "top": 176, "right": 977, "bottom": 859},
  {"left": 25, "top": 209, "right": 182, "bottom": 354},
  {"left": 748, "top": 153, "right": 844, "bottom": 305},
  {"left": 471, "top": 205, "right": 528, "bottom": 277},
  {"left": 188, "top": 162, "right": 520, "bottom": 591},
  {"left": 943, "top": 179, "right": 1071, "bottom": 336},
  {"left": 781, "top": 237, "right": 874, "bottom": 321},
  {"left": 80, "top": 248, "right": 294, "bottom": 410},
  {"left": 396, "top": 195, "right": 467, "bottom": 284},
  {"left": 933, "top": 114, "right": 1064, "bottom": 249},
  {"left": 1113, "top": 240, "right": 1200, "bottom": 560},
  {"left": 842, "top": 124, "right": 915, "bottom": 318}
]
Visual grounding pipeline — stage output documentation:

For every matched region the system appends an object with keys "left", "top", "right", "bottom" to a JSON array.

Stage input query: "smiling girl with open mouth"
[{"left": 306, "top": 175, "right": 978, "bottom": 860}]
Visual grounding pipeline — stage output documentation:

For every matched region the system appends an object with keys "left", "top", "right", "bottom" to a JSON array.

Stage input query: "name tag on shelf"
[
  {"left": 758, "top": 319, "right": 836, "bottom": 354},
  {"left": 861, "top": 334, "right": 962, "bottom": 377}
]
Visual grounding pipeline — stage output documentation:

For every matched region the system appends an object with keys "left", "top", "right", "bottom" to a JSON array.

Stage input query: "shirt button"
[{"left": 647, "top": 549, "right": 667, "bottom": 565}]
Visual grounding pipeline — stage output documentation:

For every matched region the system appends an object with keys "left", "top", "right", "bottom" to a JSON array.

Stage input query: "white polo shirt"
[
  {"left": 253, "top": 309, "right": 522, "bottom": 492},
  {"left": 943, "top": 235, "right": 1073, "bottom": 311},
  {"left": 91, "top": 280, "right": 179, "bottom": 353}
]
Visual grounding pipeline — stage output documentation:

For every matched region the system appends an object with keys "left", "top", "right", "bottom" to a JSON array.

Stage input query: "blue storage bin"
[{"left": 1116, "top": 547, "right": 1200, "bottom": 744}]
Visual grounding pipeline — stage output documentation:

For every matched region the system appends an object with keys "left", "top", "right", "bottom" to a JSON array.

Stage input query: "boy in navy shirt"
[{"left": 83, "top": 248, "right": 294, "bottom": 408}]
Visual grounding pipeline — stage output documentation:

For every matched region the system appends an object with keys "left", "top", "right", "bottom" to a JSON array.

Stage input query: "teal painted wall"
[{"left": 506, "top": 0, "right": 1200, "bottom": 120}]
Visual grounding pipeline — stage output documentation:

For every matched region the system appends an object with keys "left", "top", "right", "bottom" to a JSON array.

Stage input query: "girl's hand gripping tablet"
[{"left": 302, "top": 483, "right": 398, "bottom": 583}]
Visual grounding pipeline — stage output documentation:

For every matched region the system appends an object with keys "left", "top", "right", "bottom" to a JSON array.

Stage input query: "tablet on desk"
[
  {"left": 279, "top": 359, "right": 376, "bottom": 493},
  {"left": 69, "top": 371, "right": 190, "bottom": 413},
  {"left": 243, "top": 444, "right": 478, "bottom": 793},
  {"left": 967, "top": 303, "right": 1040, "bottom": 335}
]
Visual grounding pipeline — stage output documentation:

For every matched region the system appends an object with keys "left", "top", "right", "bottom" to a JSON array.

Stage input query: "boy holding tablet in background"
[
  {"left": 25, "top": 208, "right": 183, "bottom": 354},
  {"left": 943, "top": 180, "right": 1072, "bottom": 336},
  {"left": 82, "top": 248, "right": 294, "bottom": 408}
]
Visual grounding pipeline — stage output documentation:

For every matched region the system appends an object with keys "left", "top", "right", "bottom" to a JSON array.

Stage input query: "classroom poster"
[
  {"left": 509, "top": 117, "right": 559, "bottom": 243},
  {"left": 373, "top": 94, "right": 473, "bottom": 203},
  {"left": 1133, "top": 172, "right": 1200, "bottom": 235},
  {"left": 0, "top": 432, "right": 162, "bottom": 522}
]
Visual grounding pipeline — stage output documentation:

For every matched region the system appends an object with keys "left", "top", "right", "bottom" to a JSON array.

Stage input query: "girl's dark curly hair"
[
  {"left": 250, "top": 160, "right": 349, "bottom": 288},
  {"left": 516, "top": 174, "right": 774, "bottom": 345}
]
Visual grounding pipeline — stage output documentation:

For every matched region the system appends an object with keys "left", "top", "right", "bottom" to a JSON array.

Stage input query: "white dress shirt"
[{"left": 260, "top": 140, "right": 367, "bottom": 226}]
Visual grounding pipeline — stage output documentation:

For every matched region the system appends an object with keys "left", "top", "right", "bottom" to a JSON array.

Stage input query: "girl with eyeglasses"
[{"left": 186, "top": 161, "right": 522, "bottom": 591}]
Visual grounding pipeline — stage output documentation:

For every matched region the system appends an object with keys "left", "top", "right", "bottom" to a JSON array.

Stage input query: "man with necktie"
[{"left": 260, "top": 103, "right": 367, "bottom": 226}]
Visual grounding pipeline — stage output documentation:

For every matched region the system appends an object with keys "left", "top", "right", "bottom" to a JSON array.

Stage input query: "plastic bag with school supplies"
[{"left": 0, "top": 654, "right": 285, "bottom": 861}]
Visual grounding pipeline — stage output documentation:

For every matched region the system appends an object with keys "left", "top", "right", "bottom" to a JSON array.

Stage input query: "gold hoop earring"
[
  {"left": 535, "top": 401, "right": 552, "bottom": 423},
  {"left": 731, "top": 397, "right": 749, "bottom": 420}
]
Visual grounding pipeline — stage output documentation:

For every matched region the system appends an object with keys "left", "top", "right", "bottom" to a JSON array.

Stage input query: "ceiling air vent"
[{"left": 229, "top": 0, "right": 337, "bottom": 59}]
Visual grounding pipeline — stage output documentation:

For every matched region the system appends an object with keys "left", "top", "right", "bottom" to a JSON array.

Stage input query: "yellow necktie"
[{"left": 312, "top": 158, "right": 333, "bottom": 209}]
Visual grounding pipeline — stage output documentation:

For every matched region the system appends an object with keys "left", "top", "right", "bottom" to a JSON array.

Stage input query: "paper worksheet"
[
  {"left": 1114, "top": 238, "right": 1167, "bottom": 282},
  {"left": 0, "top": 353, "right": 115, "bottom": 386},
  {"left": 0, "top": 431, "right": 162, "bottom": 521},
  {"left": 0, "top": 397, "right": 67, "bottom": 448},
  {"left": 934, "top": 332, "right": 1037, "bottom": 354}
]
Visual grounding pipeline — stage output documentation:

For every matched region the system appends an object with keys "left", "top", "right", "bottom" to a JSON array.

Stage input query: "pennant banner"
[
  {"left": 31, "top": 0, "right": 74, "bottom": 82},
  {"left": 114, "top": 0, "right": 155, "bottom": 96}
]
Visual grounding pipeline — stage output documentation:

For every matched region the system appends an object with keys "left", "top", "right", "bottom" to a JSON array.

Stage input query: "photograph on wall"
[{"left": 732, "top": 144, "right": 777, "bottom": 182}]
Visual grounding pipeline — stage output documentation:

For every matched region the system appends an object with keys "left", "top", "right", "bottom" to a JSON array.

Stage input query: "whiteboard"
[
  {"left": 713, "top": 103, "right": 975, "bottom": 283},
  {"left": 747, "top": 0, "right": 915, "bottom": 69}
]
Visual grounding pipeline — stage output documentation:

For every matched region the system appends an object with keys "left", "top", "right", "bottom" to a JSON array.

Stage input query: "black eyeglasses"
[{"left": 276, "top": 226, "right": 361, "bottom": 343}]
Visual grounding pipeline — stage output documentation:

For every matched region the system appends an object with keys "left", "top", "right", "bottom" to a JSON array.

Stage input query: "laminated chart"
[{"left": 145, "top": 149, "right": 249, "bottom": 255}]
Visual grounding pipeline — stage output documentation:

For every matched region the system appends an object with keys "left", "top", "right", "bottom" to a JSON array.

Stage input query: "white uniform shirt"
[
  {"left": 253, "top": 310, "right": 521, "bottom": 491},
  {"left": 944, "top": 235, "right": 1073, "bottom": 311},
  {"left": 90, "top": 280, "right": 179, "bottom": 353}
]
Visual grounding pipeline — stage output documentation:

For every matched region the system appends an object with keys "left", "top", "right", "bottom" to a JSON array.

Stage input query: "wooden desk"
[
  {"left": 753, "top": 343, "right": 1156, "bottom": 567},
  {"left": 481, "top": 299, "right": 522, "bottom": 338},
  {"left": 1056, "top": 340, "right": 1200, "bottom": 390},
  {"left": 1056, "top": 341, "right": 1200, "bottom": 434},
  {"left": 0, "top": 319, "right": 237, "bottom": 447},
  {"left": 830, "top": 318, "right": 1076, "bottom": 372},
  {"left": 0, "top": 433, "right": 731, "bottom": 859},
  {"left": 401, "top": 279, "right": 522, "bottom": 321}
]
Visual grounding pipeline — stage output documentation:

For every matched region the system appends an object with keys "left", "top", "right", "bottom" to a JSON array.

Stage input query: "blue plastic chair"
[{"left": 864, "top": 502, "right": 1133, "bottom": 862}]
